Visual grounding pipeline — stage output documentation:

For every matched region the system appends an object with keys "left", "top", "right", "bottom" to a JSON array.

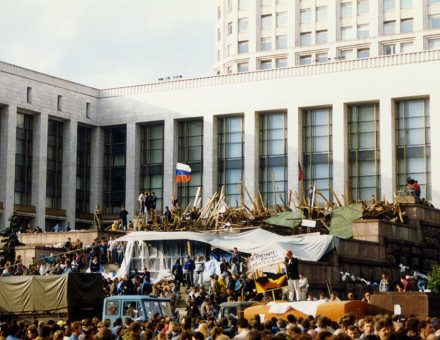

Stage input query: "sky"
[{"left": 0, "top": 0, "right": 216, "bottom": 89}]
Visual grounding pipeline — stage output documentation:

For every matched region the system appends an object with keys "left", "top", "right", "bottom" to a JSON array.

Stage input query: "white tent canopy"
[{"left": 116, "top": 229, "right": 339, "bottom": 262}]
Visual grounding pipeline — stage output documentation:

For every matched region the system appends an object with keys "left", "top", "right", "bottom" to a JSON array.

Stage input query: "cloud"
[{"left": 0, "top": 0, "right": 215, "bottom": 88}]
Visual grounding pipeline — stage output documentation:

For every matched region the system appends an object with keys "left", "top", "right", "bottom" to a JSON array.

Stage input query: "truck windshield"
[
  {"left": 159, "top": 301, "right": 173, "bottom": 317},
  {"left": 143, "top": 301, "right": 162, "bottom": 319},
  {"left": 222, "top": 307, "right": 238, "bottom": 319}
]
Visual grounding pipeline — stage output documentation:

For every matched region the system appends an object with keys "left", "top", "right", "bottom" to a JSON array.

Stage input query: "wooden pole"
[
  {"left": 329, "top": 185, "right": 341, "bottom": 207},
  {"left": 272, "top": 172, "right": 277, "bottom": 208}
]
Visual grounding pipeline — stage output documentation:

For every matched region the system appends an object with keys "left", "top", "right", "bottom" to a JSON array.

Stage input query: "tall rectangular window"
[
  {"left": 103, "top": 126, "right": 126, "bottom": 214},
  {"left": 316, "top": 30, "right": 328, "bottom": 44},
  {"left": 428, "top": 14, "right": 440, "bottom": 29},
  {"left": 300, "top": 9, "right": 311, "bottom": 23},
  {"left": 259, "top": 113, "right": 287, "bottom": 208},
  {"left": 316, "top": 53, "right": 328, "bottom": 63},
  {"left": 316, "top": 6, "right": 328, "bottom": 21},
  {"left": 261, "top": 37, "right": 272, "bottom": 50},
  {"left": 348, "top": 105, "right": 381, "bottom": 201},
  {"left": 261, "top": 60, "right": 272, "bottom": 70},
  {"left": 357, "top": 0, "right": 369, "bottom": 15},
  {"left": 384, "top": 21, "right": 396, "bottom": 35},
  {"left": 401, "top": 19, "right": 413, "bottom": 33},
  {"left": 401, "top": 0, "right": 412, "bottom": 8},
  {"left": 341, "top": 3, "right": 353, "bottom": 17},
  {"left": 178, "top": 120, "right": 203, "bottom": 209},
  {"left": 238, "top": 40, "right": 249, "bottom": 54},
  {"left": 86, "top": 103, "right": 91, "bottom": 118},
  {"left": 428, "top": 38, "right": 440, "bottom": 50},
  {"left": 300, "top": 32, "right": 311, "bottom": 46},
  {"left": 26, "top": 87, "right": 32, "bottom": 104},
  {"left": 261, "top": 0, "right": 271, "bottom": 6},
  {"left": 261, "top": 14, "right": 272, "bottom": 29},
  {"left": 358, "top": 24, "right": 369, "bottom": 38},
  {"left": 384, "top": 44, "right": 396, "bottom": 55},
  {"left": 384, "top": 0, "right": 395, "bottom": 11},
  {"left": 303, "top": 109, "right": 333, "bottom": 202},
  {"left": 300, "top": 55, "right": 312, "bottom": 65},
  {"left": 276, "top": 12, "right": 287, "bottom": 27},
  {"left": 357, "top": 48, "right": 370, "bottom": 58},
  {"left": 14, "top": 113, "right": 33, "bottom": 205},
  {"left": 396, "top": 99, "right": 431, "bottom": 199},
  {"left": 238, "top": 63, "right": 249, "bottom": 72},
  {"left": 46, "top": 120, "right": 63, "bottom": 209},
  {"left": 76, "top": 126, "right": 91, "bottom": 213},
  {"left": 140, "top": 124, "right": 164, "bottom": 211},
  {"left": 238, "top": 18, "right": 249, "bottom": 32},
  {"left": 57, "top": 95, "right": 63, "bottom": 111},
  {"left": 276, "top": 35, "right": 287, "bottom": 49},
  {"left": 276, "top": 58, "right": 288, "bottom": 68},
  {"left": 218, "top": 117, "right": 244, "bottom": 205}
]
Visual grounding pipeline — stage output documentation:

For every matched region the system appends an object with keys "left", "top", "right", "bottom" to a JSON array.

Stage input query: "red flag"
[{"left": 298, "top": 162, "right": 303, "bottom": 181}]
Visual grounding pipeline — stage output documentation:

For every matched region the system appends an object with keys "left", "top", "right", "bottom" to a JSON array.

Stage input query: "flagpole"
[{"left": 173, "top": 162, "right": 177, "bottom": 206}]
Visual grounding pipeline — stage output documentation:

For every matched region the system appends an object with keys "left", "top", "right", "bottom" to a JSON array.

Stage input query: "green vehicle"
[
  {"left": 103, "top": 296, "right": 175, "bottom": 324},
  {"left": 217, "top": 301, "right": 256, "bottom": 321}
]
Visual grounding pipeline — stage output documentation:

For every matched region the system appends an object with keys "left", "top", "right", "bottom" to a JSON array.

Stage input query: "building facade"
[
  {"left": 0, "top": 2, "right": 439, "bottom": 230},
  {"left": 214, "top": 0, "right": 440, "bottom": 74}
]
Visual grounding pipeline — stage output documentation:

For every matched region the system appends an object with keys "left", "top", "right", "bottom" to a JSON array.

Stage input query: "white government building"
[{"left": 0, "top": 0, "right": 440, "bottom": 230}]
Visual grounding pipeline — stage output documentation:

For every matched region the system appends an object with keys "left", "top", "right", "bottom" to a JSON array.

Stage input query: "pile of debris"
[{"left": 131, "top": 179, "right": 416, "bottom": 236}]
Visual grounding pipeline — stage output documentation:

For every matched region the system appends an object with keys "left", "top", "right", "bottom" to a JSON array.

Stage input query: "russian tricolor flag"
[{"left": 175, "top": 163, "right": 192, "bottom": 183}]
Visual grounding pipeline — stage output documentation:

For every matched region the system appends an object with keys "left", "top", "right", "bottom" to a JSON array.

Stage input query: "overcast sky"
[{"left": 0, "top": 0, "right": 216, "bottom": 89}]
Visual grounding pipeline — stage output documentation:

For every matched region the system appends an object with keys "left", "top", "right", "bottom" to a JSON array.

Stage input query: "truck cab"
[
  {"left": 103, "top": 296, "right": 175, "bottom": 324},
  {"left": 217, "top": 301, "right": 256, "bottom": 321}
]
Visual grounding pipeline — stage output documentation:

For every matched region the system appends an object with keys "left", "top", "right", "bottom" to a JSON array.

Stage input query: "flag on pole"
[
  {"left": 175, "top": 163, "right": 192, "bottom": 183},
  {"left": 298, "top": 162, "right": 303, "bottom": 181}
]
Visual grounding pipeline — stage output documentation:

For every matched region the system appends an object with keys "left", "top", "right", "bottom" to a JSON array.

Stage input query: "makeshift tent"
[
  {"left": 115, "top": 229, "right": 339, "bottom": 281},
  {"left": 0, "top": 273, "right": 103, "bottom": 317},
  {"left": 264, "top": 211, "right": 306, "bottom": 229},
  {"left": 329, "top": 203, "right": 363, "bottom": 238}
]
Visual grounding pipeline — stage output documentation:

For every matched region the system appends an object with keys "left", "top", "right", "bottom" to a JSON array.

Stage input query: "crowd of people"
[
  {"left": 0, "top": 235, "right": 127, "bottom": 276},
  {"left": 1, "top": 309, "right": 440, "bottom": 340}
]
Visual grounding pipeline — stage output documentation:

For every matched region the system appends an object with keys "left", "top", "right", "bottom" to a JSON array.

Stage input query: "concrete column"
[
  {"left": 90, "top": 127, "right": 104, "bottom": 212},
  {"left": 430, "top": 94, "right": 440, "bottom": 207},
  {"left": 125, "top": 122, "right": 138, "bottom": 216},
  {"left": 243, "top": 111, "right": 258, "bottom": 207},
  {"left": 327, "top": 0, "right": 337, "bottom": 43},
  {"left": 61, "top": 120, "right": 77, "bottom": 228},
  {"left": 332, "top": 102, "right": 347, "bottom": 199},
  {"left": 287, "top": 105, "right": 300, "bottom": 200},
  {"left": 32, "top": 112, "right": 48, "bottom": 229},
  {"left": 379, "top": 98, "right": 396, "bottom": 201},
  {"left": 0, "top": 105, "right": 17, "bottom": 229},
  {"left": 203, "top": 115, "right": 217, "bottom": 205},
  {"left": 163, "top": 118, "right": 177, "bottom": 210}
]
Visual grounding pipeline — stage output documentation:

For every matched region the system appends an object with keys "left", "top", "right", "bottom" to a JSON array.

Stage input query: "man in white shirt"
[
  {"left": 194, "top": 256, "right": 205, "bottom": 288},
  {"left": 298, "top": 272, "right": 308, "bottom": 301},
  {"left": 138, "top": 191, "right": 145, "bottom": 215}
]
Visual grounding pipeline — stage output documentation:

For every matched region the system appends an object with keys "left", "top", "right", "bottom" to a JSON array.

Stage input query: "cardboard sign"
[{"left": 250, "top": 250, "right": 285, "bottom": 269}]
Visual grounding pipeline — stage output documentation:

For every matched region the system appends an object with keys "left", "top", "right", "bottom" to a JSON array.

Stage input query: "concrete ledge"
[{"left": 18, "top": 229, "right": 125, "bottom": 249}]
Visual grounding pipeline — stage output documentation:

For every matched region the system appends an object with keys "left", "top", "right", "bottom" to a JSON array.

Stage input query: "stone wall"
[{"left": 16, "top": 230, "right": 125, "bottom": 265}]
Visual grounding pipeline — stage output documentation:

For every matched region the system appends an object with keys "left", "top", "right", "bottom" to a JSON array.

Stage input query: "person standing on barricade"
[
  {"left": 184, "top": 255, "right": 195, "bottom": 288},
  {"left": 285, "top": 250, "right": 300, "bottom": 301}
]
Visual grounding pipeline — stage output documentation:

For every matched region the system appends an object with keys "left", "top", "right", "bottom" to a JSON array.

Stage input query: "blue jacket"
[{"left": 184, "top": 259, "right": 195, "bottom": 271}]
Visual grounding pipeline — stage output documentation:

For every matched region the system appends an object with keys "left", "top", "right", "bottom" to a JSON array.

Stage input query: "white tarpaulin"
[
  {"left": 116, "top": 229, "right": 339, "bottom": 262},
  {"left": 267, "top": 300, "right": 327, "bottom": 317}
]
